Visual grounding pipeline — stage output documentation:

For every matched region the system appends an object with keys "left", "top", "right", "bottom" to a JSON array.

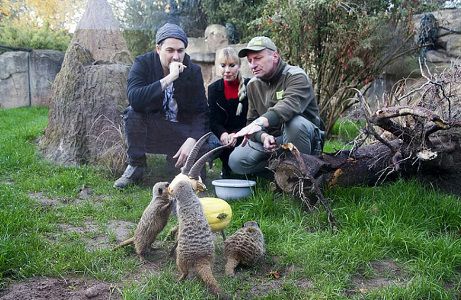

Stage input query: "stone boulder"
[
  {"left": 188, "top": 24, "right": 229, "bottom": 61},
  {"left": 413, "top": 8, "right": 461, "bottom": 71},
  {"left": 39, "top": 0, "right": 131, "bottom": 171},
  {"left": 386, "top": 8, "right": 461, "bottom": 124},
  {"left": 31, "top": 50, "right": 65, "bottom": 106},
  {"left": 0, "top": 50, "right": 63, "bottom": 108},
  {"left": 0, "top": 51, "right": 30, "bottom": 108}
]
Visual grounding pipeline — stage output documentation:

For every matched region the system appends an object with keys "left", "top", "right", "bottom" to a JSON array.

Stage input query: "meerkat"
[
  {"left": 224, "top": 221, "right": 265, "bottom": 276},
  {"left": 170, "top": 179, "right": 228, "bottom": 299},
  {"left": 113, "top": 182, "right": 172, "bottom": 260}
]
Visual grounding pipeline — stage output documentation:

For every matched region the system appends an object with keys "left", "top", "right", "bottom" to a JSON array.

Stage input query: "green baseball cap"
[{"left": 238, "top": 36, "right": 277, "bottom": 58}]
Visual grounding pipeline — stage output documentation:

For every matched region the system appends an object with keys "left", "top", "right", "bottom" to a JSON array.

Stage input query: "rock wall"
[
  {"left": 0, "top": 51, "right": 30, "bottom": 108},
  {"left": 30, "top": 50, "right": 65, "bottom": 106},
  {"left": 0, "top": 50, "right": 64, "bottom": 108},
  {"left": 361, "top": 8, "right": 461, "bottom": 112},
  {"left": 414, "top": 8, "right": 461, "bottom": 71}
]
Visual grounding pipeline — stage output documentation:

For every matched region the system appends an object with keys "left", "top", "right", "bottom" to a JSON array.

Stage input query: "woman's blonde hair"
[{"left": 216, "top": 47, "right": 246, "bottom": 115}]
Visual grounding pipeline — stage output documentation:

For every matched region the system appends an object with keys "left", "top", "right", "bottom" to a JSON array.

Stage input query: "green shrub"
[
  {"left": 251, "top": 0, "right": 436, "bottom": 136},
  {"left": 0, "top": 20, "right": 71, "bottom": 51}
]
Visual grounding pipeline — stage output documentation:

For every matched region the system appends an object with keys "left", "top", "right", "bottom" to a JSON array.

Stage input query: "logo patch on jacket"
[{"left": 276, "top": 90, "right": 284, "bottom": 100}]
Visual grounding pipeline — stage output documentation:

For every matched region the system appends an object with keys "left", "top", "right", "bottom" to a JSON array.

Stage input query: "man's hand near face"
[
  {"left": 160, "top": 62, "right": 187, "bottom": 89},
  {"left": 169, "top": 61, "right": 186, "bottom": 80}
]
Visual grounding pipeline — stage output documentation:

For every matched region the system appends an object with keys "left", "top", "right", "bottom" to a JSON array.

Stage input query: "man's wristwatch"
[{"left": 253, "top": 118, "right": 265, "bottom": 128}]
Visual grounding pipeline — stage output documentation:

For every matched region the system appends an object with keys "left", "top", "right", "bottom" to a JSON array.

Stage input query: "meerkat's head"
[
  {"left": 169, "top": 179, "right": 196, "bottom": 208},
  {"left": 169, "top": 173, "right": 206, "bottom": 194},
  {"left": 243, "top": 221, "right": 260, "bottom": 228},
  {"left": 152, "top": 181, "right": 170, "bottom": 199},
  {"left": 242, "top": 221, "right": 262, "bottom": 234},
  {"left": 169, "top": 132, "right": 227, "bottom": 194}
]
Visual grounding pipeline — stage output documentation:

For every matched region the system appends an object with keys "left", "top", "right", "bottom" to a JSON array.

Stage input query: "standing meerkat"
[
  {"left": 113, "top": 182, "right": 172, "bottom": 260},
  {"left": 170, "top": 179, "right": 228, "bottom": 299},
  {"left": 224, "top": 221, "right": 265, "bottom": 276}
]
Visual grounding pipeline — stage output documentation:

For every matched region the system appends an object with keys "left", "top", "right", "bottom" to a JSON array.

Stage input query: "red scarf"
[{"left": 223, "top": 79, "right": 239, "bottom": 100}]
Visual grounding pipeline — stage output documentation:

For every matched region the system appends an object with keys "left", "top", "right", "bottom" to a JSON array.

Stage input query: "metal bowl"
[{"left": 211, "top": 179, "right": 256, "bottom": 200}]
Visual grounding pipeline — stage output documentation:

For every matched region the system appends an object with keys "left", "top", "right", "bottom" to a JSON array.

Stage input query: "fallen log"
[{"left": 268, "top": 62, "right": 461, "bottom": 228}]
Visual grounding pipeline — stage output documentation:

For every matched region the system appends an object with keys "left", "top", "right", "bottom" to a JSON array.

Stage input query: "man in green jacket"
[{"left": 229, "top": 36, "right": 324, "bottom": 176}]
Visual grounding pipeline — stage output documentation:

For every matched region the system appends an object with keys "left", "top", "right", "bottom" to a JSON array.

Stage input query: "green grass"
[
  {"left": 324, "top": 119, "right": 364, "bottom": 153},
  {"left": 1, "top": 107, "right": 460, "bottom": 299}
]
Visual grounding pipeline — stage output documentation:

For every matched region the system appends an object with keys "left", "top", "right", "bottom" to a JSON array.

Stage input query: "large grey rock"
[
  {"left": 0, "top": 50, "right": 64, "bottom": 108},
  {"left": 40, "top": 42, "right": 130, "bottom": 167},
  {"left": 414, "top": 9, "right": 461, "bottom": 63},
  {"left": 0, "top": 51, "right": 30, "bottom": 108},
  {"left": 188, "top": 24, "right": 231, "bottom": 88},
  {"left": 204, "top": 24, "right": 229, "bottom": 53},
  {"left": 382, "top": 9, "right": 461, "bottom": 81},
  {"left": 371, "top": 9, "right": 461, "bottom": 104},
  {"left": 188, "top": 24, "right": 229, "bottom": 59},
  {"left": 30, "top": 50, "right": 64, "bottom": 106},
  {"left": 40, "top": 0, "right": 132, "bottom": 170}
]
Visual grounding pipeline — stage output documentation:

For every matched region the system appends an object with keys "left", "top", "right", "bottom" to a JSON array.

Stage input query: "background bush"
[
  {"left": 251, "top": 0, "right": 442, "bottom": 135},
  {"left": 0, "top": 20, "right": 71, "bottom": 52}
]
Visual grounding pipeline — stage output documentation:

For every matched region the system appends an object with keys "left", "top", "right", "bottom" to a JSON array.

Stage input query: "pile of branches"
[{"left": 268, "top": 60, "right": 461, "bottom": 229}]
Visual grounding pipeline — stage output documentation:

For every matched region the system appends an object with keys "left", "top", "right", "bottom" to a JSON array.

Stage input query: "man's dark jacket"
[{"left": 126, "top": 51, "right": 208, "bottom": 140}]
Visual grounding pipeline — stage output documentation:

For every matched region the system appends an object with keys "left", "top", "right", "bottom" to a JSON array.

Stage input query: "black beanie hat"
[{"left": 155, "top": 23, "right": 188, "bottom": 48}]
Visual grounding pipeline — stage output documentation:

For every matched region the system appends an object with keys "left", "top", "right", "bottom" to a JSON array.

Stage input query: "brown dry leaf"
[{"left": 268, "top": 270, "right": 281, "bottom": 279}]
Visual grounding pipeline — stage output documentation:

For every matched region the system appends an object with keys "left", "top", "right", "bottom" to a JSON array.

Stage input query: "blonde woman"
[{"left": 208, "top": 47, "right": 249, "bottom": 178}]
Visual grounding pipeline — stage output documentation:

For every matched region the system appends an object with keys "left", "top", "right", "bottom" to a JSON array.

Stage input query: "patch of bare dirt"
[
  {"left": 0, "top": 178, "right": 14, "bottom": 185},
  {"left": 54, "top": 220, "right": 135, "bottom": 251},
  {"left": 151, "top": 233, "right": 311, "bottom": 299},
  {"left": 123, "top": 240, "right": 176, "bottom": 282},
  {"left": 58, "top": 221, "right": 98, "bottom": 235},
  {"left": 229, "top": 256, "right": 314, "bottom": 299},
  {"left": 77, "top": 186, "right": 93, "bottom": 199},
  {"left": 345, "top": 259, "right": 408, "bottom": 296},
  {"left": 108, "top": 220, "right": 136, "bottom": 243},
  {"left": 29, "top": 187, "right": 109, "bottom": 209},
  {"left": 56, "top": 221, "right": 106, "bottom": 250},
  {"left": 248, "top": 278, "right": 285, "bottom": 297},
  {"left": 76, "top": 187, "right": 110, "bottom": 203},
  {"left": 29, "top": 192, "right": 62, "bottom": 207},
  {"left": 29, "top": 192, "right": 87, "bottom": 207},
  {"left": 0, "top": 277, "right": 121, "bottom": 300},
  {"left": 5, "top": 211, "right": 167, "bottom": 296},
  {"left": 443, "top": 269, "right": 461, "bottom": 297}
]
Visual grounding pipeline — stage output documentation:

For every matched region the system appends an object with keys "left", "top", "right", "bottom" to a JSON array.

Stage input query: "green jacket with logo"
[{"left": 246, "top": 59, "right": 323, "bottom": 141}]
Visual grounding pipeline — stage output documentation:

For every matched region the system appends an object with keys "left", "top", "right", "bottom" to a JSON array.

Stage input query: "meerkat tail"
[
  {"left": 225, "top": 257, "right": 239, "bottom": 276},
  {"left": 112, "top": 237, "right": 135, "bottom": 250},
  {"left": 195, "top": 260, "right": 224, "bottom": 298}
]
